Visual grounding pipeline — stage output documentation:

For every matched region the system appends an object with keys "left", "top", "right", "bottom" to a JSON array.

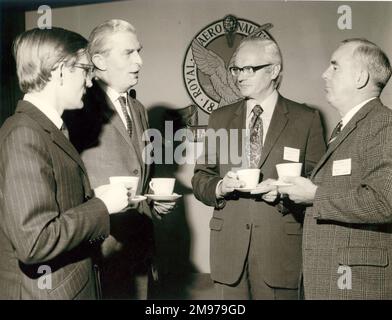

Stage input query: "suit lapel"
[
  {"left": 258, "top": 95, "right": 289, "bottom": 167},
  {"left": 228, "top": 100, "right": 247, "bottom": 166},
  {"left": 127, "top": 96, "right": 145, "bottom": 168},
  {"left": 98, "top": 88, "right": 145, "bottom": 167},
  {"left": 310, "top": 99, "right": 378, "bottom": 179},
  {"left": 16, "top": 101, "right": 89, "bottom": 177}
]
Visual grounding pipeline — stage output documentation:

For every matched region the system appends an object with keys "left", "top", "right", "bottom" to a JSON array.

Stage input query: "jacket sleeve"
[
  {"left": 278, "top": 109, "right": 326, "bottom": 215},
  {"left": 192, "top": 113, "right": 225, "bottom": 209},
  {"left": 0, "top": 126, "right": 110, "bottom": 265}
]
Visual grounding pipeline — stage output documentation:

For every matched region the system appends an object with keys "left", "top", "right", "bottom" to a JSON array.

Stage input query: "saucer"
[
  {"left": 234, "top": 187, "right": 258, "bottom": 193},
  {"left": 269, "top": 181, "right": 293, "bottom": 187},
  {"left": 144, "top": 193, "right": 182, "bottom": 201},
  {"left": 129, "top": 195, "right": 147, "bottom": 203}
]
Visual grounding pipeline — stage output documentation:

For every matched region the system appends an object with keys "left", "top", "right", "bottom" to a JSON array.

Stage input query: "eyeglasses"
[
  {"left": 74, "top": 63, "right": 95, "bottom": 76},
  {"left": 229, "top": 64, "right": 273, "bottom": 76}
]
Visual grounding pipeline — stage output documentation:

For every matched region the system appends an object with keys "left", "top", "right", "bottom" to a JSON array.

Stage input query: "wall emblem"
[{"left": 183, "top": 15, "right": 273, "bottom": 114}]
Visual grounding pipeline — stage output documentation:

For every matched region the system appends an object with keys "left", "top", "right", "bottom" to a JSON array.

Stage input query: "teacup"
[
  {"left": 109, "top": 176, "right": 139, "bottom": 198},
  {"left": 149, "top": 178, "right": 175, "bottom": 195},
  {"left": 236, "top": 169, "right": 260, "bottom": 189},
  {"left": 276, "top": 163, "right": 303, "bottom": 179}
]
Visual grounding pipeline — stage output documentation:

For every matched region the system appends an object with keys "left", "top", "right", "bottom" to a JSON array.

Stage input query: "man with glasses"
[
  {"left": 192, "top": 37, "right": 326, "bottom": 299},
  {"left": 64, "top": 19, "right": 175, "bottom": 299}
]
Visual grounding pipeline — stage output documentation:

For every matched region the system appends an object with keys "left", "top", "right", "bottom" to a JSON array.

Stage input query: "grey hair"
[
  {"left": 88, "top": 19, "right": 136, "bottom": 56},
  {"left": 230, "top": 37, "right": 283, "bottom": 88},
  {"left": 341, "top": 38, "right": 391, "bottom": 90}
]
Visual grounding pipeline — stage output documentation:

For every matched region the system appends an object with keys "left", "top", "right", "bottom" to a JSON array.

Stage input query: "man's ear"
[
  {"left": 270, "top": 64, "right": 281, "bottom": 81},
  {"left": 356, "top": 68, "right": 369, "bottom": 89},
  {"left": 92, "top": 53, "right": 107, "bottom": 71},
  {"left": 52, "top": 62, "right": 64, "bottom": 85}
]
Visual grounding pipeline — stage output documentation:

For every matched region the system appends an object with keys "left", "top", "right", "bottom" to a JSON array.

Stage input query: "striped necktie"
[{"left": 118, "top": 95, "right": 133, "bottom": 138}]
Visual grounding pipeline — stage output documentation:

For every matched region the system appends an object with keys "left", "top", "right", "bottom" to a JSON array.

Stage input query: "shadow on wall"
[{"left": 147, "top": 104, "right": 198, "bottom": 299}]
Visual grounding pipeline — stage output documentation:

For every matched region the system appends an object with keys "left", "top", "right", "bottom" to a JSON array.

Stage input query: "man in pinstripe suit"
[
  {"left": 0, "top": 28, "right": 129, "bottom": 299},
  {"left": 279, "top": 39, "right": 392, "bottom": 299}
]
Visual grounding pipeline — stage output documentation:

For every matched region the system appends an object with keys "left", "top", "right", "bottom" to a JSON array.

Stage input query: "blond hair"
[{"left": 13, "top": 27, "right": 87, "bottom": 93}]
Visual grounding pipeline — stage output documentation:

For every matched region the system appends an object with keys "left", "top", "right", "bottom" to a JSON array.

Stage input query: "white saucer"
[
  {"left": 144, "top": 193, "right": 182, "bottom": 201},
  {"left": 129, "top": 195, "right": 147, "bottom": 203},
  {"left": 269, "top": 181, "right": 293, "bottom": 187},
  {"left": 234, "top": 187, "right": 257, "bottom": 193}
]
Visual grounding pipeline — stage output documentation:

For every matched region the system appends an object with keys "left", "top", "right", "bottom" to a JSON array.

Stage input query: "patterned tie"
[
  {"left": 60, "top": 123, "right": 69, "bottom": 140},
  {"left": 249, "top": 105, "right": 264, "bottom": 168},
  {"left": 118, "top": 95, "right": 133, "bottom": 138},
  {"left": 328, "top": 120, "right": 343, "bottom": 144}
]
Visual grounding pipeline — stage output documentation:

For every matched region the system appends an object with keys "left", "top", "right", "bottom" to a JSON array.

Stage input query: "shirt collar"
[
  {"left": 23, "top": 93, "right": 63, "bottom": 129},
  {"left": 97, "top": 80, "right": 129, "bottom": 104},
  {"left": 341, "top": 97, "right": 377, "bottom": 129},
  {"left": 246, "top": 89, "right": 278, "bottom": 119}
]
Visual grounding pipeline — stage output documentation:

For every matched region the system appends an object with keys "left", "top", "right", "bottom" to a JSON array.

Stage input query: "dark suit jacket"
[
  {"left": 192, "top": 95, "right": 326, "bottom": 288},
  {"left": 304, "top": 98, "right": 392, "bottom": 299},
  {"left": 64, "top": 83, "right": 154, "bottom": 270},
  {"left": 0, "top": 101, "right": 110, "bottom": 299}
]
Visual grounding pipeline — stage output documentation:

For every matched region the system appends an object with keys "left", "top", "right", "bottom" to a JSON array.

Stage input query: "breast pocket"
[{"left": 48, "top": 262, "right": 90, "bottom": 300}]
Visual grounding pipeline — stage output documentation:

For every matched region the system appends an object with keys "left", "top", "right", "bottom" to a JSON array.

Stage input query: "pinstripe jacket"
[
  {"left": 304, "top": 98, "right": 392, "bottom": 299},
  {"left": 0, "top": 100, "right": 110, "bottom": 299}
]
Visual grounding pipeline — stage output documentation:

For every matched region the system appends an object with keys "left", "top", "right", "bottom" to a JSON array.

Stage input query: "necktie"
[
  {"left": 60, "top": 123, "right": 69, "bottom": 140},
  {"left": 249, "top": 105, "right": 264, "bottom": 168},
  {"left": 118, "top": 95, "right": 133, "bottom": 138},
  {"left": 328, "top": 120, "right": 343, "bottom": 144}
]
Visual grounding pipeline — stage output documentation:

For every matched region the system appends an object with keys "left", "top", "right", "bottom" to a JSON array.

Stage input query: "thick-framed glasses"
[
  {"left": 229, "top": 63, "right": 273, "bottom": 76},
  {"left": 74, "top": 63, "right": 95, "bottom": 76}
]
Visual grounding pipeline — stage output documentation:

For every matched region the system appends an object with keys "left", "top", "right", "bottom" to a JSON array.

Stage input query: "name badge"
[
  {"left": 283, "top": 147, "right": 300, "bottom": 162},
  {"left": 332, "top": 158, "right": 351, "bottom": 176}
]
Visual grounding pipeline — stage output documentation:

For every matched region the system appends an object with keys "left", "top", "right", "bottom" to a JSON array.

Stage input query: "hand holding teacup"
[
  {"left": 109, "top": 176, "right": 139, "bottom": 207},
  {"left": 278, "top": 176, "right": 317, "bottom": 204},
  {"left": 218, "top": 171, "right": 244, "bottom": 196},
  {"left": 149, "top": 178, "right": 177, "bottom": 218}
]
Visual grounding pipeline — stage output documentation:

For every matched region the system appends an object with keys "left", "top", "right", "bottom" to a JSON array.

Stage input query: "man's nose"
[
  {"left": 322, "top": 68, "right": 329, "bottom": 81},
  {"left": 135, "top": 52, "right": 143, "bottom": 67}
]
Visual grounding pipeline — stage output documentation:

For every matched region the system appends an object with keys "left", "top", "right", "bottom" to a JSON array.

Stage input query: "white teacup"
[
  {"left": 276, "top": 163, "right": 303, "bottom": 179},
  {"left": 236, "top": 169, "right": 260, "bottom": 189},
  {"left": 109, "top": 176, "right": 139, "bottom": 198},
  {"left": 149, "top": 178, "right": 175, "bottom": 195}
]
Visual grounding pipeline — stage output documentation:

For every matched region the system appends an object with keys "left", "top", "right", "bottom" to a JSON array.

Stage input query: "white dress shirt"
[
  {"left": 23, "top": 94, "right": 63, "bottom": 129},
  {"left": 97, "top": 80, "right": 133, "bottom": 129}
]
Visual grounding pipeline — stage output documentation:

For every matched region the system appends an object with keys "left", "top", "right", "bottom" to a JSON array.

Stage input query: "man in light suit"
[
  {"left": 0, "top": 27, "right": 129, "bottom": 299},
  {"left": 64, "top": 19, "right": 175, "bottom": 299},
  {"left": 279, "top": 39, "right": 392, "bottom": 299},
  {"left": 192, "top": 37, "right": 326, "bottom": 299}
]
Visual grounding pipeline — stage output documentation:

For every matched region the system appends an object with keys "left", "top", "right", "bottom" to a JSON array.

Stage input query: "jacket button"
[
  {"left": 133, "top": 169, "right": 139, "bottom": 175},
  {"left": 246, "top": 224, "right": 250, "bottom": 230}
]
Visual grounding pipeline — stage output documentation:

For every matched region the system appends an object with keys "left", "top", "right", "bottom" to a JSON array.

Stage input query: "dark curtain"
[{"left": 0, "top": 5, "right": 25, "bottom": 126}]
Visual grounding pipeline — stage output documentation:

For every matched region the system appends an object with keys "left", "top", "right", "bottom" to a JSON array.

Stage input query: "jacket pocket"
[
  {"left": 284, "top": 222, "right": 302, "bottom": 235},
  {"left": 209, "top": 217, "right": 223, "bottom": 231},
  {"left": 337, "top": 247, "right": 388, "bottom": 267},
  {"left": 48, "top": 262, "right": 90, "bottom": 299}
]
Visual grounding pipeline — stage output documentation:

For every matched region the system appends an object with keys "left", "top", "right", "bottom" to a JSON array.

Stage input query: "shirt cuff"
[{"left": 215, "top": 179, "right": 224, "bottom": 199}]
